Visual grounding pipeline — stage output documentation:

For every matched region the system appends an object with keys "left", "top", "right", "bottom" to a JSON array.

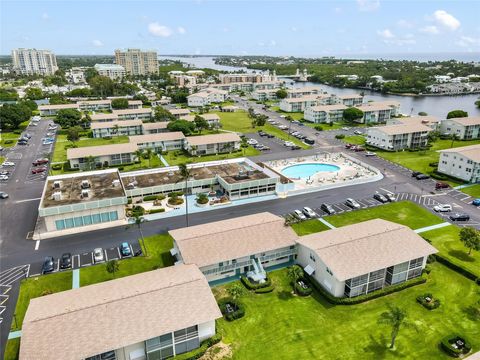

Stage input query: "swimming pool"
[{"left": 281, "top": 163, "right": 340, "bottom": 179}]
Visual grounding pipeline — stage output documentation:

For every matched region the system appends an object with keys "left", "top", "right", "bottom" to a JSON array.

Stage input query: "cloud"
[
  {"left": 377, "top": 29, "right": 394, "bottom": 39},
  {"left": 148, "top": 22, "right": 173, "bottom": 37},
  {"left": 456, "top": 36, "right": 480, "bottom": 47},
  {"left": 397, "top": 19, "right": 414, "bottom": 29},
  {"left": 433, "top": 10, "right": 460, "bottom": 31},
  {"left": 357, "top": 0, "right": 380, "bottom": 12},
  {"left": 92, "top": 40, "right": 104, "bottom": 47},
  {"left": 177, "top": 26, "right": 186, "bottom": 35},
  {"left": 420, "top": 25, "right": 440, "bottom": 35},
  {"left": 41, "top": 12, "right": 49, "bottom": 20}
]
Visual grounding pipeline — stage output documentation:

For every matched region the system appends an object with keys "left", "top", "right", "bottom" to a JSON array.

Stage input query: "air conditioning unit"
[
  {"left": 112, "top": 179, "right": 121, "bottom": 187},
  {"left": 53, "top": 181, "right": 62, "bottom": 189},
  {"left": 81, "top": 189, "right": 89, "bottom": 198},
  {"left": 53, "top": 191, "right": 62, "bottom": 201},
  {"left": 81, "top": 180, "right": 90, "bottom": 189}
]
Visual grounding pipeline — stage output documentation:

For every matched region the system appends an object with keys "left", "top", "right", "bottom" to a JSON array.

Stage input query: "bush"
[
  {"left": 174, "top": 334, "right": 222, "bottom": 360},
  {"left": 255, "top": 285, "right": 275, "bottom": 294},
  {"left": 51, "top": 164, "right": 62, "bottom": 170},
  {"left": 168, "top": 191, "right": 184, "bottom": 197},
  {"left": 335, "top": 134, "right": 345, "bottom": 139},
  {"left": 241, "top": 275, "right": 272, "bottom": 290},
  {"left": 148, "top": 208, "right": 165, "bottom": 214},
  {"left": 218, "top": 297, "right": 245, "bottom": 321},
  {"left": 314, "top": 125, "right": 323, "bottom": 131},
  {"left": 429, "top": 162, "right": 439, "bottom": 167},
  {"left": 143, "top": 195, "right": 159, "bottom": 201},
  {"left": 294, "top": 278, "right": 313, "bottom": 296},
  {"left": 13, "top": 130, "right": 22, "bottom": 134},
  {"left": 416, "top": 293, "right": 441, "bottom": 310},
  {"left": 307, "top": 274, "right": 427, "bottom": 305},
  {"left": 433, "top": 254, "right": 478, "bottom": 282},
  {"left": 131, "top": 205, "right": 145, "bottom": 217},
  {"left": 4, "top": 140, "right": 13, "bottom": 144},
  {"left": 440, "top": 334, "right": 472, "bottom": 357},
  {"left": 127, "top": 198, "right": 132, "bottom": 205},
  {"left": 423, "top": 265, "right": 432, "bottom": 274},
  {"left": 168, "top": 195, "right": 184, "bottom": 206}
]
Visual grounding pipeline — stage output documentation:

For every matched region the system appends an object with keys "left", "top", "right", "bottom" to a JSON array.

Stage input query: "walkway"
[
  {"left": 454, "top": 184, "right": 477, "bottom": 190},
  {"left": 318, "top": 217, "right": 336, "bottom": 229},
  {"left": 8, "top": 330, "right": 21, "bottom": 339},
  {"left": 159, "top": 155, "right": 169, "bottom": 167},
  {"left": 72, "top": 269, "right": 80, "bottom": 289},
  {"left": 414, "top": 222, "right": 451, "bottom": 234}
]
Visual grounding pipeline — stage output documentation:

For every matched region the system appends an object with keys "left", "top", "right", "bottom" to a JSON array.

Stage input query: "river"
[{"left": 160, "top": 56, "right": 480, "bottom": 118}]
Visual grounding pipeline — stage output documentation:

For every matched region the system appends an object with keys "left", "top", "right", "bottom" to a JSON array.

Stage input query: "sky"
[{"left": 1, "top": 0, "right": 479, "bottom": 57}]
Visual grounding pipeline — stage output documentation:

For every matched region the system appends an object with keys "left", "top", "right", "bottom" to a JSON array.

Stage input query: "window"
[
  {"left": 64, "top": 218, "right": 74, "bottom": 228},
  {"left": 109, "top": 211, "right": 118, "bottom": 221},
  {"left": 83, "top": 215, "right": 92, "bottom": 225},
  {"left": 101, "top": 212, "right": 110, "bottom": 222},
  {"left": 73, "top": 216, "right": 83, "bottom": 227},
  {"left": 409, "top": 257, "right": 423, "bottom": 269},
  {"left": 92, "top": 214, "right": 101, "bottom": 224},
  {"left": 391, "top": 271, "right": 407, "bottom": 285},
  {"left": 392, "top": 261, "right": 409, "bottom": 274},
  {"left": 55, "top": 219, "right": 65, "bottom": 230}
]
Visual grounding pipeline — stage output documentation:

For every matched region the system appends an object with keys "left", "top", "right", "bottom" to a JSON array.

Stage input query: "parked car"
[
  {"left": 1, "top": 161, "right": 15, "bottom": 167},
  {"left": 0, "top": 191, "right": 9, "bottom": 199},
  {"left": 257, "top": 131, "right": 267, "bottom": 137},
  {"left": 449, "top": 213, "right": 470, "bottom": 221},
  {"left": 260, "top": 145, "right": 270, "bottom": 151},
  {"left": 411, "top": 171, "right": 422, "bottom": 177},
  {"left": 373, "top": 193, "right": 388, "bottom": 203},
  {"left": 93, "top": 248, "right": 105, "bottom": 263},
  {"left": 17, "top": 140, "right": 28, "bottom": 146},
  {"left": 291, "top": 145, "right": 301, "bottom": 150},
  {"left": 385, "top": 193, "right": 396, "bottom": 202},
  {"left": 42, "top": 256, "right": 55, "bottom": 274},
  {"left": 265, "top": 133, "right": 274, "bottom": 138},
  {"left": 60, "top": 253, "right": 72, "bottom": 269},
  {"left": 435, "top": 182, "right": 450, "bottom": 190},
  {"left": 345, "top": 198, "right": 361, "bottom": 209},
  {"left": 415, "top": 173, "right": 430, "bottom": 180},
  {"left": 342, "top": 127, "right": 350, "bottom": 131},
  {"left": 471, "top": 199, "right": 480, "bottom": 206},
  {"left": 293, "top": 209, "right": 307, "bottom": 221},
  {"left": 353, "top": 146, "right": 365, "bottom": 152},
  {"left": 43, "top": 140, "right": 54, "bottom": 145},
  {"left": 31, "top": 167, "right": 47, "bottom": 174},
  {"left": 0, "top": 171, "right": 10, "bottom": 176},
  {"left": 247, "top": 139, "right": 258, "bottom": 145},
  {"left": 354, "top": 130, "right": 363, "bottom": 135},
  {"left": 302, "top": 207, "right": 317, "bottom": 218},
  {"left": 284, "top": 141, "right": 295, "bottom": 147},
  {"left": 0, "top": 175, "right": 9, "bottom": 181},
  {"left": 433, "top": 204, "right": 452, "bottom": 212},
  {"left": 32, "top": 158, "right": 49, "bottom": 166},
  {"left": 304, "top": 138, "right": 315, "bottom": 145},
  {"left": 320, "top": 203, "right": 336, "bottom": 215},
  {"left": 120, "top": 242, "right": 132, "bottom": 257},
  {"left": 345, "top": 143, "right": 355, "bottom": 149},
  {"left": 22, "top": 133, "right": 32, "bottom": 139},
  {"left": 365, "top": 151, "right": 377, "bottom": 157}
]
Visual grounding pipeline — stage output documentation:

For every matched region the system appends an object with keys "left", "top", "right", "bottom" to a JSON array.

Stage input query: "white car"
[
  {"left": 345, "top": 198, "right": 361, "bottom": 209},
  {"left": 342, "top": 127, "right": 350, "bottom": 131},
  {"left": 280, "top": 115, "right": 286, "bottom": 118},
  {"left": 1, "top": 161, "right": 15, "bottom": 167},
  {"left": 284, "top": 141, "right": 295, "bottom": 147},
  {"left": 302, "top": 207, "right": 317, "bottom": 218},
  {"left": 365, "top": 151, "right": 377, "bottom": 157},
  {"left": 293, "top": 209, "right": 307, "bottom": 221},
  {"left": 0, "top": 175, "right": 9, "bottom": 181},
  {"left": 247, "top": 139, "right": 258, "bottom": 145},
  {"left": 279, "top": 125, "right": 288, "bottom": 130},
  {"left": 93, "top": 248, "right": 105, "bottom": 263},
  {"left": 354, "top": 130, "right": 364, "bottom": 135},
  {"left": 433, "top": 204, "right": 452, "bottom": 212}
]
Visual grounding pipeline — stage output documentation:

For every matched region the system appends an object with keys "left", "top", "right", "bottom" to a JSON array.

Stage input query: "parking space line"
[{"left": 34, "top": 240, "right": 40, "bottom": 250}]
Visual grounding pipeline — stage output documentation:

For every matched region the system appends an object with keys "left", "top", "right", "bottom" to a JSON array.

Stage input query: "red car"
[
  {"left": 353, "top": 146, "right": 365, "bottom": 152},
  {"left": 32, "top": 158, "right": 49, "bottom": 166},
  {"left": 435, "top": 182, "right": 450, "bottom": 190},
  {"left": 31, "top": 167, "right": 47, "bottom": 174},
  {"left": 345, "top": 143, "right": 355, "bottom": 149}
]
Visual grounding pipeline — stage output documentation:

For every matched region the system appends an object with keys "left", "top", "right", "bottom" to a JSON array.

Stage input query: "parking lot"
[{"left": 28, "top": 241, "right": 141, "bottom": 276}]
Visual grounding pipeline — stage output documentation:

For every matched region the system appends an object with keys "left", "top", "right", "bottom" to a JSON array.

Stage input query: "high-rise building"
[
  {"left": 114, "top": 49, "right": 158, "bottom": 76},
  {"left": 11, "top": 48, "right": 58, "bottom": 75},
  {"left": 94, "top": 64, "right": 126, "bottom": 80}
]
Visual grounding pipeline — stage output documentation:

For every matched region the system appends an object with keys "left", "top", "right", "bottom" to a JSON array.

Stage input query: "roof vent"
[
  {"left": 53, "top": 191, "right": 62, "bottom": 201},
  {"left": 112, "top": 179, "right": 121, "bottom": 187},
  {"left": 81, "top": 180, "right": 90, "bottom": 189},
  {"left": 53, "top": 180, "right": 62, "bottom": 189},
  {"left": 81, "top": 189, "right": 89, "bottom": 198}
]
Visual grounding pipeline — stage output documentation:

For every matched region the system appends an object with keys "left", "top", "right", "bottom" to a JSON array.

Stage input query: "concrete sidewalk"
[{"left": 414, "top": 222, "right": 451, "bottom": 234}]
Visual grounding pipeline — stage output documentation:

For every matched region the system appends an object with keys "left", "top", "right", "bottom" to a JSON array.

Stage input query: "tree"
[
  {"left": 134, "top": 149, "right": 145, "bottom": 163},
  {"left": 89, "top": 75, "right": 114, "bottom": 97},
  {"left": 450, "top": 133, "right": 460, "bottom": 148},
  {"left": 459, "top": 227, "right": 480, "bottom": 256},
  {"left": 418, "top": 112, "right": 428, "bottom": 116},
  {"left": 377, "top": 305, "right": 417, "bottom": 349},
  {"left": 25, "top": 87, "right": 44, "bottom": 100},
  {"left": 19, "top": 99, "right": 38, "bottom": 111},
  {"left": 343, "top": 107, "right": 364, "bottom": 123},
  {"left": 105, "top": 259, "right": 119, "bottom": 278},
  {"left": 144, "top": 148, "right": 154, "bottom": 168},
  {"left": 66, "top": 126, "right": 83, "bottom": 144},
  {"left": 287, "top": 265, "right": 304, "bottom": 295},
  {"left": 227, "top": 283, "right": 245, "bottom": 300},
  {"left": 447, "top": 110, "right": 468, "bottom": 119},
  {"left": 153, "top": 106, "right": 176, "bottom": 122},
  {"left": 84, "top": 68, "right": 99, "bottom": 83},
  {"left": 275, "top": 89, "right": 288, "bottom": 99},
  {"left": 194, "top": 115, "right": 209, "bottom": 134},
  {"left": 0, "top": 103, "right": 32, "bottom": 131},
  {"left": 167, "top": 120, "right": 195, "bottom": 135},
  {"left": 177, "top": 163, "right": 191, "bottom": 227},
  {"left": 55, "top": 109, "right": 82, "bottom": 128},
  {"left": 240, "top": 137, "right": 249, "bottom": 155},
  {"left": 0, "top": 88, "right": 18, "bottom": 101},
  {"left": 256, "top": 114, "right": 268, "bottom": 127},
  {"left": 48, "top": 94, "right": 70, "bottom": 105},
  {"left": 111, "top": 98, "right": 129, "bottom": 109},
  {"left": 85, "top": 156, "right": 96, "bottom": 170}
]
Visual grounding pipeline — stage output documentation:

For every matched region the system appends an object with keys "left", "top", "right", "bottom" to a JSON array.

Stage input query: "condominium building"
[
  {"left": 304, "top": 104, "right": 347, "bottom": 123},
  {"left": 170, "top": 212, "right": 297, "bottom": 283},
  {"left": 366, "top": 122, "right": 432, "bottom": 151},
  {"left": 169, "top": 108, "right": 191, "bottom": 119},
  {"left": 94, "top": 63, "right": 126, "bottom": 80},
  {"left": 113, "top": 108, "right": 152, "bottom": 121},
  {"left": 184, "top": 133, "right": 241, "bottom": 155},
  {"left": 141, "top": 121, "right": 169, "bottom": 134},
  {"left": 387, "top": 115, "right": 440, "bottom": 130},
  {"left": 279, "top": 94, "right": 337, "bottom": 112},
  {"left": 219, "top": 72, "right": 276, "bottom": 84},
  {"left": 91, "top": 120, "right": 143, "bottom": 138},
  {"left": 180, "top": 113, "right": 221, "bottom": 127},
  {"left": 337, "top": 94, "right": 364, "bottom": 107},
  {"left": 129, "top": 132, "right": 186, "bottom": 152},
  {"left": 77, "top": 100, "right": 112, "bottom": 112},
  {"left": 286, "top": 86, "right": 324, "bottom": 98},
  {"left": 251, "top": 89, "right": 279, "bottom": 101},
  {"left": 114, "top": 48, "right": 159, "bottom": 75},
  {"left": 296, "top": 219, "right": 437, "bottom": 298},
  {"left": 438, "top": 144, "right": 480, "bottom": 183},
  {"left": 90, "top": 113, "right": 119, "bottom": 123},
  {"left": 19, "top": 264, "right": 222, "bottom": 360},
  {"left": 67, "top": 143, "right": 139, "bottom": 170},
  {"left": 356, "top": 101, "right": 401, "bottom": 123},
  {"left": 187, "top": 88, "right": 228, "bottom": 107},
  {"left": 12, "top": 48, "right": 58, "bottom": 75},
  {"left": 38, "top": 103, "right": 79, "bottom": 116},
  {"left": 439, "top": 116, "right": 480, "bottom": 140},
  {"left": 172, "top": 74, "right": 197, "bottom": 87}
]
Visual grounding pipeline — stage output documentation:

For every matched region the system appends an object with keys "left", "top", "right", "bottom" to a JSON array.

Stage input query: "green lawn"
[
  {"left": 52, "top": 135, "right": 130, "bottom": 162},
  {"left": 4, "top": 338, "right": 20, "bottom": 360},
  {"left": 421, "top": 225, "right": 479, "bottom": 278},
  {"left": 0, "top": 132, "right": 19, "bottom": 148},
  {"left": 214, "top": 263, "right": 480, "bottom": 360},
  {"left": 461, "top": 184, "right": 480, "bottom": 198},
  {"left": 326, "top": 201, "right": 444, "bottom": 230},
  {"left": 80, "top": 233, "right": 174, "bottom": 286},
  {"left": 377, "top": 139, "right": 480, "bottom": 185},
  {"left": 163, "top": 147, "right": 260, "bottom": 166},
  {"left": 343, "top": 135, "right": 366, "bottom": 145},
  {"left": 291, "top": 219, "right": 330, "bottom": 236}
]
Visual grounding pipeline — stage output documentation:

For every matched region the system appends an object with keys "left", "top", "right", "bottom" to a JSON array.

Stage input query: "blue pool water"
[{"left": 281, "top": 163, "right": 340, "bottom": 179}]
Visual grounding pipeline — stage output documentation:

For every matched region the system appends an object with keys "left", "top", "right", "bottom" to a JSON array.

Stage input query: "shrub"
[
  {"left": 294, "top": 278, "right": 313, "bottom": 296},
  {"left": 255, "top": 285, "right": 275, "bottom": 294},
  {"left": 429, "top": 162, "right": 439, "bottom": 167},
  {"left": 168, "top": 195, "right": 184, "bottom": 206},
  {"left": 416, "top": 293, "right": 441, "bottom": 310},
  {"left": 4, "top": 140, "right": 13, "bottom": 144},
  {"left": 127, "top": 198, "right": 132, "bottom": 205},
  {"left": 433, "top": 254, "right": 478, "bottom": 282},
  {"left": 314, "top": 125, "right": 323, "bottom": 131},
  {"left": 335, "top": 134, "right": 345, "bottom": 139},
  {"left": 217, "top": 297, "right": 245, "bottom": 321},
  {"left": 241, "top": 275, "right": 272, "bottom": 290},
  {"left": 148, "top": 208, "right": 165, "bottom": 214},
  {"left": 440, "top": 334, "right": 472, "bottom": 357},
  {"left": 131, "top": 205, "right": 145, "bottom": 217},
  {"left": 196, "top": 193, "right": 209, "bottom": 205},
  {"left": 143, "top": 195, "right": 159, "bottom": 201},
  {"left": 51, "top": 164, "right": 62, "bottom": 170},
  {"left": 13, "top": 130, "right": 22, "bottom": 134},
  {"left": 423, "top": 265, "right": 432, "bottom": 274},
  {"left": 174, "top": 334, "right": 222, "bottom": 360}
]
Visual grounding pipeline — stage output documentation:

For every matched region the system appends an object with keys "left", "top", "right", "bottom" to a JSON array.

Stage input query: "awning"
[
  {"left": 304, "top": 264, "right": 315, "bottom": 276},
  {"left": 170, "top": 248, "right": 178, "bottom": 256}
]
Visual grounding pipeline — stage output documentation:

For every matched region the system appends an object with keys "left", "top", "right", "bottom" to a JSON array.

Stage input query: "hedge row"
[
  {"left": 148, "top": 208, "right": 165, "bottom": 214},
  {"left": 241, "top": 275, "right": 271, "bottom": 290},
  {"left": 174, "top": 333, "right": 222, "bottom": 360},
  {"left": 255, "top": 285, "right": 275, "bottom": 294},
  {"left": 307, "top": 274, "right": 427, "bottom": 305},
  {"left": 143, "top": 194, "right": 166, "bottom": 201},
  {"left": 218, "top": 297, "right": 245, "bottom": 321},
  {"left": 433, "top": 254, "right": 478, "bottom": 282},
  {"left": 440, "top": 334, "right": 472, "bottom": 357}
]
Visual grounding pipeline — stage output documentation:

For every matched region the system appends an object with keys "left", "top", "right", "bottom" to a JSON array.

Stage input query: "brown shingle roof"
[
  {"left": 186, "top": 133, "right": 240, "bottom": 146},
  {"left": 129, "top": 132, "right": 185, "bottom": 144},
  {"left": 371, "top": 123, "right": 432, "bottom": 135},
  {"left": 112, "top": 108, "right": 152, "bottom": 115},
  {"left": 440, "top": 144, "right": 480, "bottom": 162},
  {"left": 90, "top": 119, "right": 142, "bottom": 129},
  {"left": 171, "top": 212, "right": 297, "bottom": 267},
  {"left": 67, "top": 143, "right": 138, "bottom": 159},
  {"left": 448, "top": 116, "right": 480, "bottom": 126},
  {"left": 297, "top": 219, "right": 437, "bottom": 281},
  {"left": 19, "top": 264, "right": 222, "bottom": 360}
]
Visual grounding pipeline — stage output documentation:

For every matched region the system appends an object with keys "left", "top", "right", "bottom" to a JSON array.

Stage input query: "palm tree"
[
  {"left": 177, "top": 163, "right": 191, "bottom": 227},
  {"left": 377, "top": 305, "right": 417, "bottom": 349},
  {"left": 129, "top": 214, "right": 148, "bottom": 256},
  {"left": 112, "top": 124, "right": 119, "bottom": 136},
  {"left": 85, "top": 155, "right": 96, "bottom": 170},
  {"left": 450, "top": 133, "right": 460, "bottom": 148},
  {"left": 287, "top": 265, "right": 304, "bottom": 294},
  {"left": 190, "top": 145, "right": 198, "bottom": 156},
  {"left": 134, "top": 149, "right": 144, "bottom": 164},
  {"left": 240, "top": 137, "right": 248, "bottom": 155},
  {"left": 144, "top": 148, "right": 154, "bottom": 168}
]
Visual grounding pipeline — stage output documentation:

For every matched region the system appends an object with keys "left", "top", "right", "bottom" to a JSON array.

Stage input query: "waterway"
[{"left": 160, "top": 56, "right": 480, "bottom": 118}]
